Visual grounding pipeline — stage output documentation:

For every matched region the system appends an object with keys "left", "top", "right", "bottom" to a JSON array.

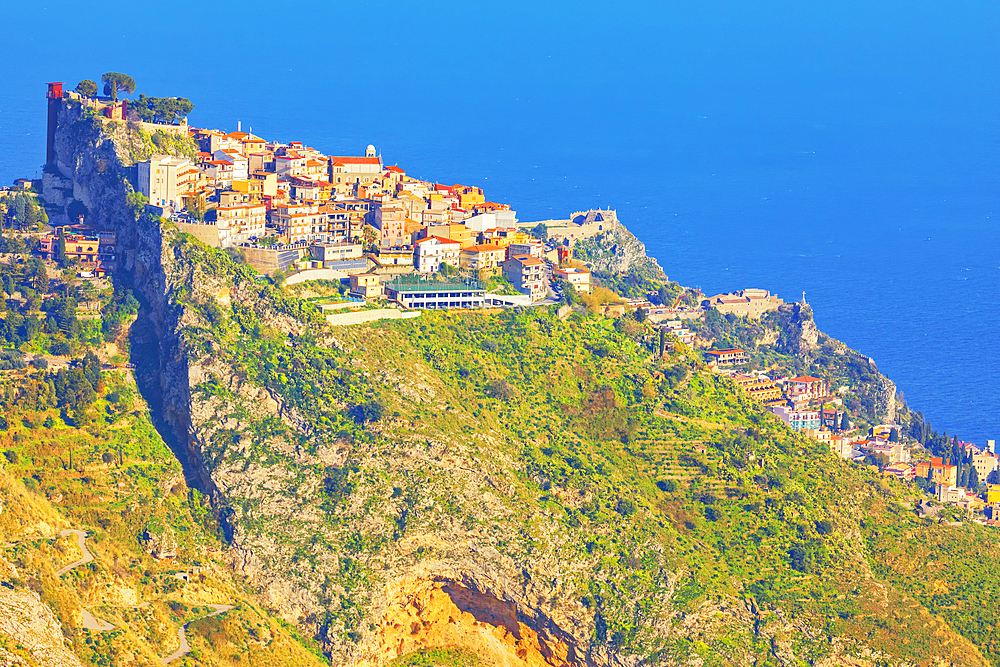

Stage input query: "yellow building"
[
  {"left": 733, "top": 375, "right": 784, "bottom": 403},
  {"left": 987, "top": 485, "right": 1000, "bottom": 505},
  {"left": 460, "top": 244, "right": 507, "bottom": 272},
  {"left": 459, "top": 190, "right": 485, "bottom": 209}
]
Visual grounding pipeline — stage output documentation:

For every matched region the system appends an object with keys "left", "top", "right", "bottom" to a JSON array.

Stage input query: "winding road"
[
  {"left": 55, "top": 529, "right": 115, "bottom": 632},
  {"left": 51, "top": 527, "right": 234, "bottom": 655},
  {"left": 56, "top": 529, "right": 94, "bottom": 576},
  {"left": 161, "top": 604, "right": 234, "bottom": 665}
]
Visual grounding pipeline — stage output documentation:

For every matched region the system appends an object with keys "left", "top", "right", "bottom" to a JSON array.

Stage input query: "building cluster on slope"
[
  {"left": 699, "top": 336, "right": 1000, "bottom": 520},
  {"left": 36, "top": 113, "right": 606, "bottom": 304}
]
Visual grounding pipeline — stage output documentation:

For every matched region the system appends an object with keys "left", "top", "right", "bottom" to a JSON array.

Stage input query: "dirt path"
[
  {"left": 161, "top": 604, "right": 234, "bottom": 665},
  {"left": 56, "top": 529, "right": 94, "bottom": 576}
]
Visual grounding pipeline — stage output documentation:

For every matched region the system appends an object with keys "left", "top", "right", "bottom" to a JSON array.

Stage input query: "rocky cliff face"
[
  {"left": 36, "top": 112, "right": 983, "bottom": 667},
  {"left": 0, "top": 561, "right": 85, "bottom": 667},
  {"left": 572, "top": 223, "right": 668, "bottom": 282},
  {"left": 42, "top": 100, "right": 141, "bottom": 228}
]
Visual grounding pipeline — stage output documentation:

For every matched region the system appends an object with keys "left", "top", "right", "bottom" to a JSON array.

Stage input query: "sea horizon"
[{"left": 0, "top": 0, "right": 996, "bottom": 444}]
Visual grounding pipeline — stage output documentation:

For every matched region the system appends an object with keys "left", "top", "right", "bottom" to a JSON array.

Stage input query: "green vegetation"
[
  {"left": 132, "top": 94, "right": 194, "bottom": 125},
  {"left": 390, "top": 648, "right": 482, "bottom": 667},
  {"left": 100, "top": 72, "right": 135, "bottom": 102},
  {"left": 75, "top": 80, "right": 98, "bottom": 98},
  {"left": 141, "top": 231, "right": 996, "bottom": 664},
  {"left": 1, "top": 192, "right": 48, "bottom": 231}
]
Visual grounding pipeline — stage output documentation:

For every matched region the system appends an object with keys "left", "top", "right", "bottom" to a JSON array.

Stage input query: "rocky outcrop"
[
  {"left": 42, "top": 100, "right": 142, "bottom": 228},
  {"left": 0, "top": 559, "right": 84, "bottom": 667},
  {"left": 572, "top": 223, "right": 668, "bottom": 282}
]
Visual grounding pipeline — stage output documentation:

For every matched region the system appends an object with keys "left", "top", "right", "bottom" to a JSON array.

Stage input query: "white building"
[
  {"left": 464, "top": 210, "right": 518, "bottom": 233},
  {"left": 213, "top": 149, "right": 249, "bottom": 181},
  {"left": 138, "top": 155, "right": 196, "bottom": 210},
  {"left": 552, "top": 266, "right": 591, "bottom": 293},
  {"left": 414, "top": 236, "right": 462, "bottom": 273},
  {"left": 214, "top": 202, "right": 266, "bottom": 245}
]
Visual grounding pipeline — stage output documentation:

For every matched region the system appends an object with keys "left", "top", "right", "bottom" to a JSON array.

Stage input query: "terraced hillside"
[{"left": 102, "top": 227, "right": 998, "bottom": 667}]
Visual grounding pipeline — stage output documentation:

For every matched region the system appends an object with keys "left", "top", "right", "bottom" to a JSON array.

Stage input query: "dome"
[{"left": 366, "top": 144, "right": 376, "bottom": 157}]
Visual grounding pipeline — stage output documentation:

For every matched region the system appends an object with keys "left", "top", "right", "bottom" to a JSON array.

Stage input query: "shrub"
[
  {"left": 615, "top": 497, "right": 637, "bottom": 517},
  {"left": 353, "top": 400, "right": 384, "bottom": 423},
  {"left": 486, "top": 379, "right": 515, "bottom": 400},
  {"left": 49, "top": 340, "right": 71, "bottom": 356},
  {"left": 657, "top": 479, "right": 677, "bottom": 493},
  {"left": 3, "top": 450, "right": 19, "bottom": 464}
]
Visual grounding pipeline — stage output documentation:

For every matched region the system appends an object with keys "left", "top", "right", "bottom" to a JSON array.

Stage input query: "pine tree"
[
  {"left": 839, "top": 412, "right": 850, "bottom": 431},
  {"left": 969, "top": 464, "right": 980, "bottom": 492}
]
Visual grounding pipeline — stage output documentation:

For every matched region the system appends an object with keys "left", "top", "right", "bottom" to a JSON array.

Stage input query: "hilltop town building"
[
  {"left": 330, "top": 146, "right": 383, "bottom": 185},
  {"left": 138, "top": 155, "right": 197, "bottom": 210},
  {"left": 414, "top": 236, "right": 462, "bottom": 273},
  {"left": 552, "top": 267, "right": 592, "bottom": 293},
  {"left": 703, "top": 289, "right": 783, "bottom": 319},
  {"left": 501, "top": 255, "right": 546, "bottom": 302},
  {"left": 385, "top": 277, "right": 487, "bottom": 309}
]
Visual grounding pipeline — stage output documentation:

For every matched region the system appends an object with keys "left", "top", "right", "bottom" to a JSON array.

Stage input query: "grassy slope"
[
  {"left": 0, "top": 357, "right": 328, "bottom": 665},
  {"left": 163, "top": 229, "right": 992, "bottom": 664},
  {"left": 11, "top": 234, "right": 989, "bottom": 666},
  {"left": 345, "top": 310, "right": 987, "bottom": 665}
]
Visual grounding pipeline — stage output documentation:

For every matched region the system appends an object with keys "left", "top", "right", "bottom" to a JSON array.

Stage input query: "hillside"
[
  {"left": 3, "top": 102, "right": 999, "bottom": 667},
  {"left": 0, "top": 370, "right": 332, "bottom": 666},
  {"left": 98, "top": 224, "right": 994, "bottom": 666}
]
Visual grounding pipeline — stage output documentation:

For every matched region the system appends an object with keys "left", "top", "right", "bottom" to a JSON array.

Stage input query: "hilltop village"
[{"left": 2, "top": 82, "right": 997, "bottom": 523}]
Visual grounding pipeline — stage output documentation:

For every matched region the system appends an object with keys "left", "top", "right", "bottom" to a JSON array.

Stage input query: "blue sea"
[{"left": 0, "top": 1, "right": 996, "bottom": 443}]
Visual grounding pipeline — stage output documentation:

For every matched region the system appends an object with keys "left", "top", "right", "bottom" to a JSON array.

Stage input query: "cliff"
[
  {"left": 571, "top": 220, "right": 668, "bottom": 282},
  {"left": 14, "top": 109, "right": 995, "bottom": 667},
  {"left": 41, "top": 96, "right": 196, "bottom": 229}
]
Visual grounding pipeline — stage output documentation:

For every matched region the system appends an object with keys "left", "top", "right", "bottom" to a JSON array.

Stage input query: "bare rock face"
[
  {"left": 42, "top": 100, "right": 137, "bottom": 229},
  {"left": 143, "top": 525, "right": 179, "bottom": 560},
  {"left": 574, "top": 222, "right": 668, "bottom": 282},
  {"left": 0, "top": 559, "right": 84, "bottom": 667},
  {"left": 361, "top": 578, "right": 579, "bottom": 667}
]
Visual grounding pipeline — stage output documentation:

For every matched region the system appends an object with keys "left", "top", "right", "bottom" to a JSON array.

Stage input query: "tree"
[
  {"left": 486, "top": 379, "right": 515, "bottom": 401},
  {"left": 968, "top": 464, "right": 980, "bottom": 492},
  {"left": 101, "top": 72, "right": 135, "bottom": 101},
  {"left": 134, "top": 94, "right": 195, "bottom": 125},
  {"left": 55, "top": 235, "right": 67, "bottom": 266},
  {"left": 839, "top": 412, "right": 850, "bottom": 431},
  {"left": 657, "top": 285, "right": 671, "bottom": 306},
  {"left": 889, "top": 427, "right": 899, "bottom": 442},
  {"left": 75, "top": 80, "right": 98, "bottom": 98},
  {"left": 529, "top": 223, "right": 548, "bottom": 242},
  {"left": 76, "top": 282, "right": 99, "bottom": 310}
]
